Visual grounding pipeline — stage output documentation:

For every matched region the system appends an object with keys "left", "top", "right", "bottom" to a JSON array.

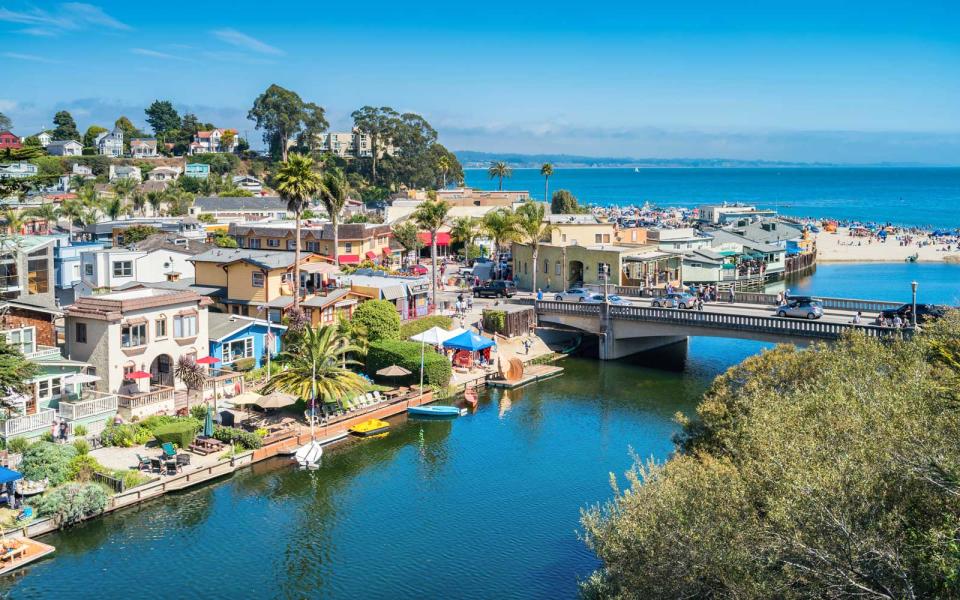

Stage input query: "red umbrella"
[
  {"left": 127, "top": 370, "right": 151, "bottom": 379},
  {"left": 196, "top": 356, "right": 220, "bottom": 365}
]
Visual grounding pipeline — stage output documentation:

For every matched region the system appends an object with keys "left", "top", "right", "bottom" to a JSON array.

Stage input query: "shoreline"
[{"left": 813, "top": 227, "right": 960, "bottom": 264}]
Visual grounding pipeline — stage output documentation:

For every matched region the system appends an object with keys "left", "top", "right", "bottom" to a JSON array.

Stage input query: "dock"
[
  {"left": 0, "top": 537, "right": 55, "bottom": 576},
  {"left": 487, "top": 364, "right": 564, "bottom": 389}
]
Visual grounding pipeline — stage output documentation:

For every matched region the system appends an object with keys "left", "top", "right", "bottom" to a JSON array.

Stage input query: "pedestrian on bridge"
[
  {"left": 696, "top": 296, "right": 704, "bottom": 311},
  {"left": 851, "top": 311, "right": 862, "bottom": 324},
  {"left": 728, "top": 287, "right": 736, "bottom": 304}
]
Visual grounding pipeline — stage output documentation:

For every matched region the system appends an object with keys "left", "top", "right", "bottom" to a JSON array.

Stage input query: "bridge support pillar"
[{"left": 600, "top": 333, "right": 687, "bottom": 360}]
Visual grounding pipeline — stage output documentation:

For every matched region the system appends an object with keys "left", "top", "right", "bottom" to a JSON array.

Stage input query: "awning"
[
  {"left": 365, "top": 251, "right": 377, "bottom": 260},
  {"left": 381, "top": 285, "right": 406, "bottom": 301},
  {"left": 418, "top": 232, "right": 451, "bottom": 246},
  {"left": 0, "top": 467, "right": 22, "bottom": 485},
  {"left": 444, "top": 330, "right": 496, "bottom": 351},
  {"left": 382, "top": 247, "right": 392, "bottom": 255},
  {"left": 338, "top": 255, "right": 360, "bottom": 265}
]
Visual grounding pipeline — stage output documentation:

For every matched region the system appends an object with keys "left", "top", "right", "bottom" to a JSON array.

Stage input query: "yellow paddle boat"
[{"left": 349, "top": 418, "right": 390, "bottom": 437}]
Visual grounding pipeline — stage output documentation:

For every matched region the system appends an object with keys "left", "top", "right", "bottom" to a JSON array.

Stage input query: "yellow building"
[
  {"left": 228, "top": 222, "right": 394, "bottom": 267},
  {"left": 547, "top": 214, "right": 619, "bottom": 246}
]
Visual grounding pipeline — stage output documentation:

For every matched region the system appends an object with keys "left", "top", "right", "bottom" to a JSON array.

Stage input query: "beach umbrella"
[
  {"left": 196, "top": 356, "right": 220, "bottom": 365},
  {"left": 376, "top": 365, "right": 412, "bottom": 377},
  {"left": 203, "top": 405, "right": 214, "bottom": 437},
  {"left": 254, "top": 392, "right": 297, "bottom": 410},
  {"left": 409, "top": 326, "right": 460, "bottom": 346},
  {"left": 231, "top": 391, "right": 263, "bottom": 406},
  {"left": 63, "top": 373, "right": 100, "bottom": 385},
  {"left": 126, "top": 371, "right": 151, "bottom": 379}
]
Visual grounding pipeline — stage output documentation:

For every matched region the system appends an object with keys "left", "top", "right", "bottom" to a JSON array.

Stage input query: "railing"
[
  {"left": 204, "top": 369, "right": 244, "bottom": 398},
  {"left": 2, "top": 408, "right": 56, "bottom": 438},
  {"left": 117, "top": 386, "right": 175, "bottom": 410},
  {"left": 536, "top": 301, "right": 601, "bottom": 315},
  {"left": 59, "top": 392, "right": 118, "bottom": 421},
  {"left": 93, "top": 471, "right": 125, "bottom": 493},
  {"left": 730, "top": 292, "right": 903, "bottom": 313},
  {"left": 23, "top": 345, "right": 61, "bottom": 360}
]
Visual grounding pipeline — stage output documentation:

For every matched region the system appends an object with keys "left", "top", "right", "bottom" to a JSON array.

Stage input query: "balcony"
[
  {"left": 23, "top": 345, "right": 62, "bottom": 360},
  {"left": 117, "top": 386, "right": 175, "bottom": 411},
  {"left": 203, "top": 368, "right": 245, "bottom": 401},
  {"left": 1, "top": 408, "right": 56, "bottom": 439},
  {"left": 58, "top": 390, "right": 118, "bottom": 421}
]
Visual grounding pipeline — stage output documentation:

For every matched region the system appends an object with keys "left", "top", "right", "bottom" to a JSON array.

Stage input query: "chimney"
[{"left": 166, "top": 271, "right": 181, "bottom": 282}]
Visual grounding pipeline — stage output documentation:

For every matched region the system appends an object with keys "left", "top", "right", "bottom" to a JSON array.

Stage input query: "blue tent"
[
  {"left": 444, "top": 331, "right": 496, "bottom": 352},
  {"left": 0, "top": 467, "right": 22, "bottom": 485}
]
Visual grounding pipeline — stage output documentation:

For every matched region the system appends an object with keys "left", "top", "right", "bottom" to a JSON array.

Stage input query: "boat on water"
[
  {"left": 408, "top": 405, "right": 463, "bottom": 418},
  {"left": 293, "top": 440, "right": 323, "bottom": 469},
  {"left": 349, "top": 419, "right": 390, "bottom": 437}
]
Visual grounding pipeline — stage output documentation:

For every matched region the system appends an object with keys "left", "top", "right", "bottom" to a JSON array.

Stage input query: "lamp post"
[{"left": 911, "top": 281, "right": 918, "bottom": 327}]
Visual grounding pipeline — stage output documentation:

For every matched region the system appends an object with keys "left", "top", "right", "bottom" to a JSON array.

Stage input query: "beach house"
[
  {"left": 228, "top": 221, "right": 394, "bottom": 266},
  {"left": 207, "top": 313, "right": 285, "bottom": 371}
]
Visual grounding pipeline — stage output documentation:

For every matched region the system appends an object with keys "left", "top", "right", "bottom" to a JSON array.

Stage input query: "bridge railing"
[
  {"left": 535, "top": 301, "right": 601, "bottom": 315},
  {"left": 729, "top": 292, "right": 903, "bottom": 313}
]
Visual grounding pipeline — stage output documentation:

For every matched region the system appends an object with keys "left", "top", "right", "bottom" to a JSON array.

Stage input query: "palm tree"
[
  {"left": 449, "top": 216, "right": 479, "bottom": 264},
  {"left": 111, "top": 177, "right": 136, "bottom": 211},
  {"left": 487, "top": 161, "right": 512, "bottom": 191},
  {"left": 391, "top": 221, "right": 424, "bottom": 268},
  {"left": 27, "top": 203, "right": 59, "bottom": 229},
  {"left": 482, "top": 207, "right": 519, "bottom": 273},
  {"left": 515, "top": 202, "right": 557, "bottom": 293},
  {"left": 317, "top": 168, "right": 350, "bottom": 264},
  {"left": 1, "top": 209, "right": 25, "bottom": 235},
  {"left": 174, "top": 356, "right": 208, "bottom": 409},
  {"left": 146, "top": 191, "right": 164, "bottom": 216},
  {"left": 411, "top": 195, "right": 451, "bottom": 307},
  {"left": 540, "top": 163, "right": 553, "bottom": 203},
  {"left": 60, "top": 199, "right": 84, "bottom": 239},
  {"left": 262, "top": 324, "right": 366, "bottom": 410},
  {"left": 274, "top": 154, "right": 324, "bottom": 310},
  {"left": 77, "top": 183, "right": 98, "bottom": 209},
  {"left": 130, "top": 190, "right": 146, "bottom": 216},
  {"left": 101, "top": 197, "right": 124, "bottom": 221},
  {"left": 437, "top": 155, "right": 450, "bottom": 188}
]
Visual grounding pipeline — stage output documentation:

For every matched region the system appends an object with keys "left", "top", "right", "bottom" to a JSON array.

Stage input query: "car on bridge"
[
  {"left": 651, "top": 292, "right": 697, "bottom": 309},
  {"left": 472, "top": 280, "right": 517, "bottom": 298},
  {"left": 554, "top": 288, "right": 593, "bottom": 302},
  {"left": 776, "top": 296, "right": 824, "bottom": 320},
  {"left": 876, "top": 303, "right": 949, "bottom": 325},
  {"left": 584, "top": 294, "right": 634, "bottom": 305}
]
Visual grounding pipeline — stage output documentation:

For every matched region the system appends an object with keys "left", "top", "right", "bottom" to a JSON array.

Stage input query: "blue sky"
[{"left": 1, "top": 0, "right": 958, "bottom": 163}]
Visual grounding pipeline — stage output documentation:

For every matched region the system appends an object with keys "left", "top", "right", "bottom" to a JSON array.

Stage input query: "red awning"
[
  {"left": 418, "top": 232, "right": 451, "bottom": 246},
  {"left": 365, "top": 251, "right": 377, "bottom": 260},
  {"left": 382, "top": 247, "right": 392, "bottom": 255},
  {"left": 338, "top": 255, "right": 360, "bottom": 265}
]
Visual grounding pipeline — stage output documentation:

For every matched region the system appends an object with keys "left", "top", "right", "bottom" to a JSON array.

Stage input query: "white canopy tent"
[{"left": 409, "top": 326, "right": 468, "bottom": 346}]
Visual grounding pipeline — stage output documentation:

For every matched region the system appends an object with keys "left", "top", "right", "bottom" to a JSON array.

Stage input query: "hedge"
[
  {"left": 399, "top": 315, "right": 453, "bottom": 340},
  {"left": 20, "top": 442, "right": 77, "bottom": 485},
  {"left": 353, "top": 300, "right": 401, "bottom": 341},
  {"left": 212, "top": 426, "right": 263, "bottom": 450},
  {"left": 37, "top": 482, "right": 108, "bottom": 525},
  {"left": 366, "top": 340, "right": 452, "bottom": 387},
  {"left": 152, "top": 422, "right": 197, "bottom": 449}
]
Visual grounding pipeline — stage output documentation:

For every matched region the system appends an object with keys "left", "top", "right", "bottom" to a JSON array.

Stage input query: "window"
[
  {"left": 286, "top": 240, "right": 296, "bottom": 250},
  {"left": 27, "top": 258, "right": 49, "bottom": 293},
  {"left": 75, "top": 322, "right": 87, "bottom": 344},
  {"left": 223, "top": 337, "right": 254, "bottom": 363},
  {"left": 267, "top": 238, "right": 280, "bottom": 248},
  {"left": 3, "top": 327, "right": 35, "bottom": 354},
  {"left": 306, "top": 241, "right": 319, "bottom": 252},
  {"left": 155, "top": 318, "right": 167, "bottom": 338},
  {"left": 345, "top": 242, "right": 353, "bottom": 253},
  {"left": 248, "top": 238, "right": 261, "bottom": 249},
  {"left": 236, "top": 237, "right": 245, "bottom": 247},
  {"left": 555, "top": 262, "right": 561, "bottom": 276},
  {"left": 121, "top": 323, "right": 147, "bottom": 347},
  {"left": 543, "top": 259, "right": 549, "bottom": 274},
  {"left": 251, "top": 272, "right": 265, "bottom": 288},
  {"left": 595, "top": 234, "right": 603, "bottom": 243},
  {"left": 173, "top": 314, "right": 197, "bottom": 338},
  {"left": 112, "top": 261, "right": 133, "bottom": 277},
  {"left": 84, "top": 264, "right": 93, "bottom": 276}
]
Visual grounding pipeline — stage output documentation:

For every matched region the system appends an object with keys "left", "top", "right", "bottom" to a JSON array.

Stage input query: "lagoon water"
[
  {"left": 3, "top": 264, "right": 959, "bottom": 599},
  {"left": 465, "top": 167, "right": 960, "bottom": 229}
]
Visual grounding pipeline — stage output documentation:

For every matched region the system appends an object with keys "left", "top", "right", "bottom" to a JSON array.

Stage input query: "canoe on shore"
[
  {"left": 349, "top": 419, "right": 390, "bottom": 437},
  {"left": 408, "top": 405, "right": 463, "bottom": 418}
]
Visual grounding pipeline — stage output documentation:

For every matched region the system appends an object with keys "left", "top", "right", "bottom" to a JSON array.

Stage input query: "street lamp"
[{"left": 911, "top": 281, "right": 918, "bottom": 327}]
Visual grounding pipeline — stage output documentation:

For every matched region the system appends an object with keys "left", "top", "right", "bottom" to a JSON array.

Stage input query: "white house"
[
  {"left": 0, "top": 162, "right": 39, "bottom": 179},
  {"left": 34, "top": 131, "right": 53, "bottom": 147},
  {"left": 231, "top": 175, "right": 263, "bottom": 194},
  {"left": 130, "top": 138, "right": 159, "bottom": 158},
  {"left": 76, "top": 244, "right": 201, "bottom": 297},
  {"left": 108, "top": 165, "right": 142, "bottom": 182},
  {"left": 96, "top": 127, "right": 124, "bottom": 157},
  {"left": 46, "top": 139, "right": 83, "bottom": 156},
  {"left": 147, "top": 166, "right": 181, "bottom": 182},
  {"left": 190, "top": 128, "right": 239, "bottom": 154}
]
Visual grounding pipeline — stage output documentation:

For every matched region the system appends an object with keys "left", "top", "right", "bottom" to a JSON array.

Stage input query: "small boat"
[
  {"left": 349, "top": 418, "right": 390, "bottom": 437},
  {"left": 293, "top": 440, "right": 323, "bottom": 469},
  {"left": 408, "top": 405, "right": 463, "bottom": 418}
]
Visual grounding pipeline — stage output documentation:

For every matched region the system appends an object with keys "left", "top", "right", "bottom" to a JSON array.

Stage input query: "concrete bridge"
[{"left": 535, "top": 293, "right": 910, "bottom": 360}]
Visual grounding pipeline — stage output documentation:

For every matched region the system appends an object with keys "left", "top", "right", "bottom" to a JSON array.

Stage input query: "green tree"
[
  {"left": 299, "top": 102, "right": 329, "bottom": 151},
  {"left": 114, "top": 116, "right": 145, "bottom": 152},
  {"left": 101, "top": 196, "right": 124, "bottom": 221},
  {"left": 411, "top": 195, "right": 451, "bottom": 306},
  {"left": 144, "top": 100, "right": 181, "bottom": 138},
  {"left": 213, "top": 232, "right": 238, "bottom": 248},
  {"left": 52, "top": 110, "right": 80, "bottom": 141},
  {"left": 515, "top": 202, "right": 557, "bottom": 292},
  {"left": 449, "top": 216, "right": 480, "bottom": 264},
  {"left": 82, "top": 125, "right": 108, "bottom": 149},
  {"left": 130, "top": 190, "right": 146, "bottom": 216},
  {"left": 436, "top": 154, "right": 451, "bottom": 189},
  {"left": 111, "top": 177, "right": 136, "bottom": 205},
  {"left": 550, "top": 189, "right": 581, "bottom": 214},
  {"left": 351, "top": 106, "right": 399, "bottom": 184},
  {"left": 248, "top": 84, "right": 312, "bottom": 161},
  {"left": 0, "top": 112, "right": 11, "bottom": 131},
  {"left": 353, "top": 299, "right": 402, "bottom": 342},
  {"left": 121, "top": 225, "right": 160, "bottom": 245},
  {"left": 146, "top": 191, "right": 164, "bottom": 216},
  {"left": 318, "top": 167, "right": 350, "bottom": 264},
  {"left": 487, "top": 161, "right": 512, "bottom": 191},
  {"left": 0, "top": 335, "right": 40, "bottom": 393},
  {"left": 482, "top": 207, "right": 519, "bottom": 267},
  {"left": 274, "top": 154, "right": 323, "bottom": 309},
  {"left": 1, "top": 209, "right": 25, "bottom": 234},
  {"left": 262, "top": 324, "right": 366, "bottom": 408},
  {"left": 60, "top": 198, "right": 85, "bottom": 238},
  {"left": 540, "top": 163, "right": 553, "bottom": 203},
  {"left": 391, "top": 221, "right": 424, "bottom": 267}
]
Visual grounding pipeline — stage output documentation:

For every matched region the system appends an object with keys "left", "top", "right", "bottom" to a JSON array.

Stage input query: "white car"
[
  {"left": 554, "top": 288, "right": 593, "bottom": 302},
  {"left": 584, "top": 294, "right": 633, "bottom": 305}
]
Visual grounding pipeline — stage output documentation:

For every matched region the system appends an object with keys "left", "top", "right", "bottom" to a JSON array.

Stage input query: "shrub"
[
  {"left": 152, "top": 421, "right": 197, "bottom": 449},
  {"left": 138, "top": 415, "right": 176, "bottom": 431},
  {"left": 212, "top": 426, "right": 263, "bottom": 450},
  {"left": 232, "top": 357, "right": 255, "bottom": 371},
  {"left": 7, "top": 437, "right": 29, "bottom": 455},
  {"left": 71, "top": 439, "right": 90, "bottom": 455},
  {"left": 67, "top": 454, "right": 106, "bottom": 482},
  {"left": 73, "top": 424, "right": 88, "bottom": 437},
  {"left": 483, "top": 310, "right": 507, "bottom": 335},
  {"left": 353, "top": 300, "right": 401, "bottom": 342},
  {"left": 190, "top": 404, "right": 209, "bottom": 421},
  {"left": 20, "top": 442, "right": 77, "bottom": 485},
  {"left": 37, "top": 482, "right": 108, "bottom": 525},
  {"left": 399, "top": 315, "right": 454, "bottom": 339},
  {"left": 100, "top": 424, "right": 153, "bottom": 447},
  {"left": 113, "top": 469, "right": 152, "bottom": 490},
  {"left": 40, "top": 431, "right": 55, "bottom": 443},
  {"left": 366, "top": 340, "right": 452, "bottom": 387}
]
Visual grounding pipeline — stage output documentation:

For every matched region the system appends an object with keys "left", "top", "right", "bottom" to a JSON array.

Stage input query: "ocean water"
[{"left": 464, "top": 167, "right": 960, "bottom": 229}]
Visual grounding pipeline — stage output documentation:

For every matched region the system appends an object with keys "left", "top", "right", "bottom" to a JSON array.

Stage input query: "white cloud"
[
  {"left": 2, "top": 52, "right": 60, "bottom": 63},
  {"left": 0, "top": 99, "right": 17, "bottom": 112},
  {"left": 17, "top": 27, "right": 56, "bottom": 36},
  {"left": 61, "top": 2, "right": 130, "bottom": 30},
  {"left": 0, "top": 3, "right": 129, "bottom": 35},
  {"left": 131, "top": 48, "right": 191, "bottom": 61},
  {"left": 211, "top": 28, "right": 284, "bottom": 55}
]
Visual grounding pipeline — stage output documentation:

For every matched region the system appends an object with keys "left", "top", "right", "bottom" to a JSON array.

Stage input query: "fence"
[{"left": 93, "top": 471, "right": 125, "bottom": 493}]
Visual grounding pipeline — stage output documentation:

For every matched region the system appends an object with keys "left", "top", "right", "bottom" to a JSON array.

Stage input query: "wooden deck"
[
  {"left": 0, "top": 537, "right": 55, "bottom": 576},
  {"left": 487, "top": 364, "right": 564, "bottom": 389}
]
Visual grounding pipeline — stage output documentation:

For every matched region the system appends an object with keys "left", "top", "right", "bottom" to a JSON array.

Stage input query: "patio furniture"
[
  {"left": 164, "top": 460, "right": 179, "bottom": 476},
  {"left": 150, "top": 458, "right": 162, "bottom": 473},
  {"left": 176, "top": 454, "right": 191, "bottom": 467},
  {"left": 161, "top": 443, "right": 177, "bottom": 459},
  {"left": 136, "top": 454, "right": 151, "bottom": 471}
]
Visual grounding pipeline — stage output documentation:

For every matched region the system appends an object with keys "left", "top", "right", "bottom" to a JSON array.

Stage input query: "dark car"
[
  {"left": 473, "top": 280, "right": 517, "bottom": 298},
  {"left": 877, "top": 303, "right": 948, "bottom": 325}
]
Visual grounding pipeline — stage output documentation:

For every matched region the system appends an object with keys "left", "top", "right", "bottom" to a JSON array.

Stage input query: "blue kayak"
[{"left": 408, "top": 405, "right": 463, "bottom": 418}]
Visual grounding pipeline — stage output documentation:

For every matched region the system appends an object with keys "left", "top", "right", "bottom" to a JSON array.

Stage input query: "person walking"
[
  {"left": 59, "top": 420, "right": 68, "bottom": 443},
  {"left": 728, "top": 287, "right": 736, "bottom": 304},
  {"left": 536, "top": 288, "right": 543, "bottom": 301},
  {"left": 696, "top": 296, "right": 704, "bottom": 311}
]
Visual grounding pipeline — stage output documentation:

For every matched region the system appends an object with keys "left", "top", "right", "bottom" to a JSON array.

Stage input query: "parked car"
[
  {"left": 651, "top": 292, "right": 697, "bottom": 309},
  {"left": 777, "top": 296, "right": 824, "bottom": 319},
  {"left": 554, "top": 288, "right": 593, "bottom": 302},
  {"left": 584, "top": 294, "right": 634, "bottom": 305},
  {"left": 876, "top": 303, "right": 948, "bottom": 325},
  {"left": 407, "top": 264, "right": 429, "bottom": 276},
  {"left": 473, "top": 280, "right": 517, "bottom": 298}
]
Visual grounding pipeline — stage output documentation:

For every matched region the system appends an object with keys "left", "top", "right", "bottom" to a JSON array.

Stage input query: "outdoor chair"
[
  {"left": 176, "top": 454, "right": 191, "bottom": 467},
  {"left": 161, "top": 443, "right": 177, "bottom": 459},
  {"left": 150, "top": 458, "right": 162, "bottom": 473},
  {"left": 373, "top": 391, "right": 383, "bottom": 403},
  {"left": 365, "top": 393, "right": 375, "bottom": 405},
  {"left": 136, "top": 454, "right": 151, "bottom": 471},
  {"left": 165, "top": 460, "right": 179, "bottom": 475}
]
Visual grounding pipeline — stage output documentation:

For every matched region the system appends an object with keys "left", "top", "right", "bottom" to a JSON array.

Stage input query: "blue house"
[
  {"left": 185, "top": 163, "right": 210, "bottom": 179},
  {"left": 207, "top": 313, "right": 286, "bottom": 369}
]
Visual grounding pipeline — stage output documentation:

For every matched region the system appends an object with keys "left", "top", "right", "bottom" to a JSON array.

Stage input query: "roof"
[
  {"left": 301, "top": 288, "right": 354, "bottom": 308},
  {"left": 208, "top": 312, "right": 286, "bottom": 341},
  {"left": 190, "top": 247, "right": 303, "bottom": 270},
  {"left": 228, "top": 221, "right": 391, "bottom": 240},
  {"left": 726, "top": 220, "right": 804, "bottom": 244},
  {"left": 709, "top": 230, "right": 784, "bottom": 254},
  {"left": 130, "top": 138, "right": 157, "bottom": 147},
  {"left": 194, "top": 196, "right": 287, "bottom": 212},
  {"left": 66, "top": 286, "right": 209, "bottom": 321},
  {"left": 547, "top": 214, "right": 601, "bottom": 225},
  {"left": 114, "top": 278, "right": 224, "bottom": 298},
  {"left": 46, "top": 139, "right": 82, "bottom": 148},
  {"left": 0, "top": 298, "right": 63, "bottom": 317},
  {"left": 129, "top": 233, "right": 212, "bottom": 256},
  {"left": 0, "top": 235, "right": 55, "bottom": 254}
]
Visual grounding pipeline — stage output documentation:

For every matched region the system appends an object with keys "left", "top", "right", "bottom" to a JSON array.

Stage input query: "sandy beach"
[{"left": 815, "top": 227, "right": 960, "bottom": 263}]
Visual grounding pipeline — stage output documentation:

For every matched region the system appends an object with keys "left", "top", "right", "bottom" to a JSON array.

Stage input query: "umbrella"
[
  {"left": 203, "top": 405, "right": 214, "bottom": 437},
  {"left": 376, "top": 365, "right": 412, "bottom": 377},
  {"left": 63, "top": 373, "right": 101, "bottom": 385},
  {"left": 126, "top": 371, "right": 151, "bottom": 379},
  {"left": 254, "top": 392, "right": 297, "bottom": 410},
  {"left": 196, "top": 356, "right": 220, "bottom": 365},
  {"left": 231, "top": 391, "right": 263, "bottom": 406},
  {"left": 409, "top": 326, "right": 461, "bottom": 346}
]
